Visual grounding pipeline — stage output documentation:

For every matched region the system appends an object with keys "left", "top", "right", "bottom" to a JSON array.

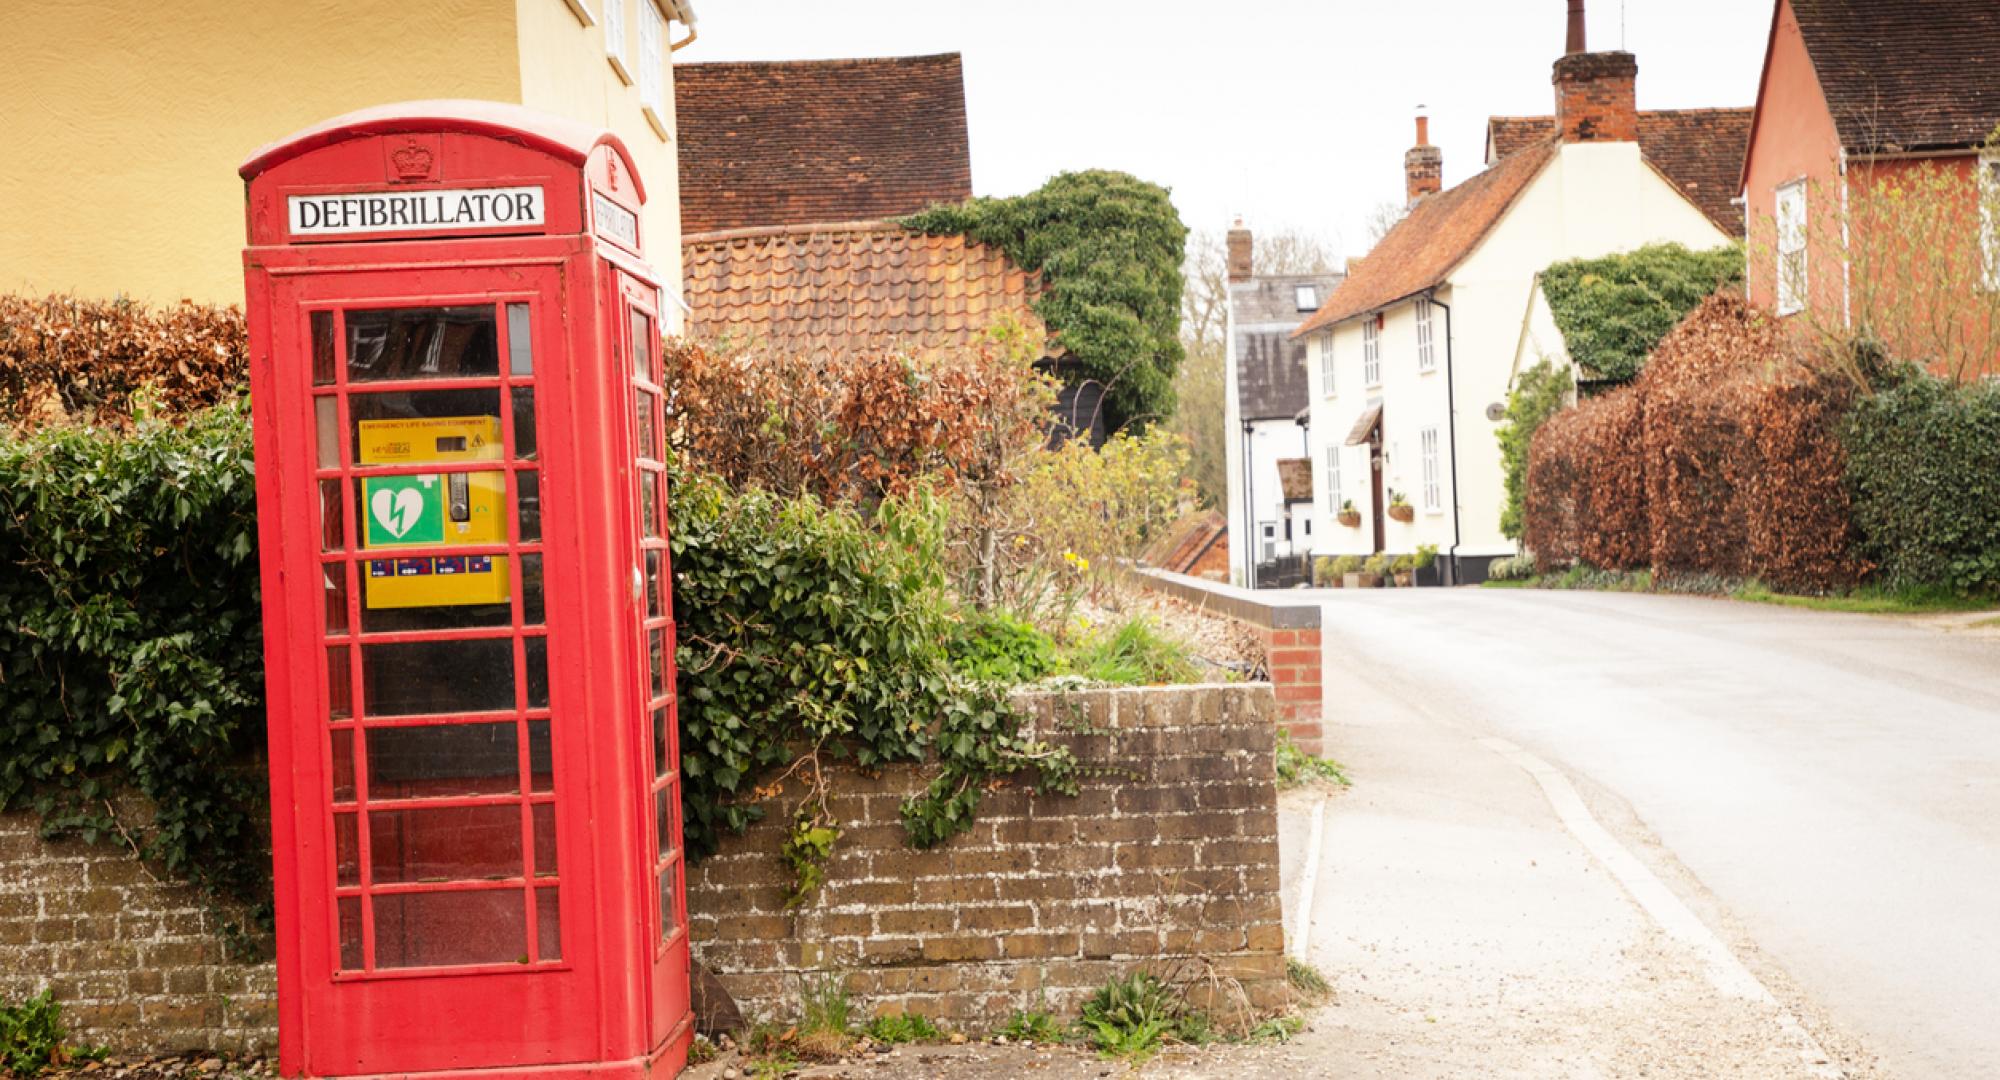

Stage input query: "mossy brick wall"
[
  {"left": 0, "top": 804, "right": 276, "bottom": 1056},
  {"left": 687, "top": 684, "right": 1290, "bottom": 1026}
]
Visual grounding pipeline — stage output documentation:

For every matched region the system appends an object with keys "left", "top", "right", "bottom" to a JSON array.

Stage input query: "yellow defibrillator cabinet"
[{"left": 358, "top": 416, "right": 511, "bottom": 608}]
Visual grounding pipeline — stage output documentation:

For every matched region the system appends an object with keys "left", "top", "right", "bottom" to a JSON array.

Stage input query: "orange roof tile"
[
  {"left": 681, "top": 221, "right": 1048, "bottom": 356},
  {"left": 1484, "top": 109, "right": 1753, "bottom": 234},
  {"left": 1294, "top": 140, "right": 1557, "bottom": 337}
]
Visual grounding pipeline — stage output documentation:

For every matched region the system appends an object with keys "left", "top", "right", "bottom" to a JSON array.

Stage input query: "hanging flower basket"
[
  {"left": 1338, "top": 510, "right": 1362, "bottom": 528},
  {"left": 1387, "top": 504, "right": 1415, "bottom": 523}
]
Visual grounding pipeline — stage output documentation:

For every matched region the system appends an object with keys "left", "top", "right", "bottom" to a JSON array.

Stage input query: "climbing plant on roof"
[
  {"left": 1540, "top": 242, "right": 1744, "bottom": 383},
  {"left": 902, "top": 169, "right": 1188, "bottom": 431}
]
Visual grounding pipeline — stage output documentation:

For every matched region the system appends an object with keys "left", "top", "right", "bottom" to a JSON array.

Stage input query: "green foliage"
[
  {"left": 1539, "top": 243, "right": 1743, "bottom": 383},
  {"left": 1486, "top": 550, "right": 1538, "bottom": 582},
  {"left": 0, "top": 404, "right": 269, "bottom": 922},
  {"left": 1247, "top": 1015, "right": 1306, "bottom": 1043},
  {"left": 780, "top": 816, "right": 841, "bottom": 909},
  {"left": 947, "top": 610, "right": 1059, "bottom": 684},
  {"left": 796, "top": 973, "right": 855, "bottom": 1036},
  {"left": 1731, "top": 581, "right": 1995, "bottom": 614},
  {"left": 0, "top": 991, "right": 92, "bottom": 1077},
  {"left": 1274, "top": 731, "right": 1349, "bottom": 789},
  {"left": 1361, "top": 554, "right": 1390, "bottom": 577},
  {"left": 1287, "top": 958, "right": 1331, "bottom": 1001},
  {"left": 996, "top": 1007, "right": 1066, "bottom": 1044},
  {"left": 669, "top": 462, "right": 1079, "bottom": 880},
  {"left": 1498, "top": 360, "right": 1575, "bottom": 541},
  {"left": 903, "top": 170, "right": 1189, "bottom": 429},
  {"left": 1414, "top": 544, "right": 1438, "bottom": 571},
  {"left": 862, "top": 1012, "right": 945, "bottom": 1044},
  {"left": 1842, "top": 372, "right": 2000, "bottom": 596},
  {"left": 1078, "top": 972, "right": 1182, "bottom": 1059},
  {"left": 1331, "top": 555, "right": 1364, "bottom": 575},
  {"left": 1061, "top": 616, "right": 1199, "bottom": 686}
]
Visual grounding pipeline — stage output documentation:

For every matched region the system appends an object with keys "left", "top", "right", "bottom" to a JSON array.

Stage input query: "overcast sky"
[{"left": 684, "top": 0, "right": 1773, "bottom": 259}]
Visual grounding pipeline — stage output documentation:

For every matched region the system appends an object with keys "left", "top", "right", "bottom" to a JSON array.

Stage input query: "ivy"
[
  {"left": 0, "top": 403, "right": 271, "bottom": 924},
  {"left": 902, "top": 170, "right": 1189, "bottom": 430},
  {"left": 1540, "top": 243, "right": 1743, "bottom": 383},
  {"left": 1497, "top": 361, "right": 1574, "bottom": 541}
]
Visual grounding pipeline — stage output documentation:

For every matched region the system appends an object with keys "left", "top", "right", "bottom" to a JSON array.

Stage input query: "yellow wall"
[
  {"left": 0, "top": 1, "right": 522, "bottom": 307},
  {"left": 512, "top": 0, "right": 685, "bottom": 331}
]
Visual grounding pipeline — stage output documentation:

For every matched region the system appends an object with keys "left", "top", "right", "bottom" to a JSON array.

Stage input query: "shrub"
[
  {"left": 1843, "top": 372, "right": 2000, "bottom": 595},
  {"left": 1524, "top": 384, "right": 1648, "bottom": 570},
  {"left": 1311, "top": 556, "right": 1339, "bottom": 587},
  {"left": 1538, "top": 243, "right": 1744, "bottom": 383},
  {"left": 0, "top": 404, "right": 269, "bottom": 919},
  {"left": 1497, "top": 360, "right": 1574, "bottom": 540},
  {"left": 1331, "top": 554, "right": 1364, "bottom": 575},
  {"left": 1, "top": 990, "right": 77, "bottom": 1077},
  {"left": 1079, "top": 972, "right": 1183, "bottom": 1059},
  {"left": 903, "top": 170, "right": 1190, "bottom": 429},
  {"left": 0, "top": 294, "right": 246, "bottom": 429},
  {"left": 948, "top": 610, "right": 1059, "bottom": 684},
  {"left": 1361, "top": 554, "right": 1390, "bottom": 576},
  {"left": 1413, "top": 544, "right": 1438, "bottom": 570}
]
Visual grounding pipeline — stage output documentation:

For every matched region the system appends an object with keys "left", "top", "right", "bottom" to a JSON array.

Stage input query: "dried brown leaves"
[{"left": 0, "top": 294, "right": 247, "bottom": 429}]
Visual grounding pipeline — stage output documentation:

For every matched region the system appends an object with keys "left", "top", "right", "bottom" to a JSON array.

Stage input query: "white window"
[
  {"left": 1420, "top": 427, "right": 1442, "bottom": 512},
  {"left": 1317, "top": 331, "right": 1335, "bottom": 397},
  {"left": 561, "top": 0, "right": 597, "bottom": 25},
  {"left": 1362, "top": 317, "right": 1381, "bottom": 385},
  {"left": 637, "top": 1, "right": 666, "bottom": 135},
  {"left": 1415, "top": 298, "right": 1436, "bottom": 372},
  {"left": 1776, "top": 180, "right": 1806, "bottom": 315},
  {"left": 1325, "top": 444, "right": 1342, "bottom": 515},
  {"left": 604, "top": 0, "right": 631, "bottom": 82},
  {"left": 1981, "top": 155, "right": 2000, "bottom": 291},
  {"left": 1295, "top": 284, "right": 1318, "bottom": 311}
]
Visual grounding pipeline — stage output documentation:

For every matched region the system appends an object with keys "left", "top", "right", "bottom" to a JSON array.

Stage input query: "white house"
[
  {"left": 1222, "top": 223, "right": 1344, "bottom": 587},
  {"left": 1294, "top": 5, "right": 1737, "bottom": 584}
]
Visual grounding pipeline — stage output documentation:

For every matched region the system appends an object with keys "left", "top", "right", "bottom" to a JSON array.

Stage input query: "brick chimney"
[
  {"left": 1404, "top": 111, "right": 1443, "bottom": 206},
  {"left": 1226, "top": 219, "right": 1253, "bottom": 282},
  {"left": 1551, "top": 0, "right": 1638, "bottom": 143}
]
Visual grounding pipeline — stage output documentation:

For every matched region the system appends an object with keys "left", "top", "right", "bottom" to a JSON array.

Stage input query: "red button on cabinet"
[{"left": 241, "top": 102, "right": 689, "bottom": 1079}]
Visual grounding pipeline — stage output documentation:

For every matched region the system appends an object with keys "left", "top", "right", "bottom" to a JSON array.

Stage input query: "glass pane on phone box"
[
  {"left": 320, "top": 479, "right": 345, "bottom": 553},
  {"left": 362, "top": 638, "right": 514, "bottom": 717},
  {"left": 316, "top": 397, "right": 340, "bottom": 469},
  {"left": 334, "top": 812, "right": 360, "bottom": 887},
  {"left": 638, "top": 473, "right": 658, "bottom": 539},
  {"left": 324, "top": 562, "right": 350, "bottom": 634},
  {"left": 532, "top": 803, "right": 557, "bottom": 877},
  {"left": 517, "top": 471, "right": 542, "bottom": 544},
  {"left": 651, "top": 705, "right": 670, "bottom": 778},
  {"left": 348, "top": 388, "right": 503, "bottom": 465},
  {"left": 331, "top": 729, "right": 356, "bottom": 802},
  {"left": 535, "top": 887, "right": 561, "bottom": 961},
  {"left": 346, "top": 306, "right": 497, "bottom": 382},
  {"left": 328, "top": 646, "right": 353, "bottom": 721},
  {"left": 312, "top": 311, "right": 337, "bottom": 386},
  {"left": 372, "top": 889, "right": 524, "bottom": 969},
  {"left": 337, "top": 896, "right": 363, "bottom": 971},
  {"left": 634, "top": 392, "right": 656, "bottom": 459},
  {"left": 510, "top": 387, "right": 538, "bottom": 461},
  {"left": 369, "top": 803, "right": 522, "bottom": 884},
  {"left": 658, "top": 861, "right": 680, "bottom": 937},
  {"left": 644, "top": 548, "right": 662, "bottom": 618},
  {"left": 630, "top": 310, "right": 652, "bottom": 381},
  {"left": 524, "top": 636, "right": 549, "bottom": 709},
  {"left": 528, "top": 720, "right": 553, "bottom": 792},
  {"left": 521, "top": 553, "right": 546, "bottom": 626},
  {"left": 365, "top": 722, "right": 521, "bottom": 799},
  {"left": 506, "top": 303, "right": 533, "bottom": 377}
]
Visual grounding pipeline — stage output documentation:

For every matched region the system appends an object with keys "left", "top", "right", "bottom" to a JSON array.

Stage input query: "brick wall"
[
  {"left": 687, "top": 684, "right": 1289, "bottom": 1027},
  {"left": 0, "top": 806, "right": 276, "bottom": 1056},
  {"left": 1131, "top": 568, "right": 1324, "bottom": 755}
]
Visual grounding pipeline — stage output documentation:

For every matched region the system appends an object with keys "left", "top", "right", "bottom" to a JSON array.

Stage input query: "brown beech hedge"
[
  {"left": 0, "top": 294, "right": 246, "bottom": 428},
  {"left": 1525, "top": 295, "right": 1864, "bottom": 593}
]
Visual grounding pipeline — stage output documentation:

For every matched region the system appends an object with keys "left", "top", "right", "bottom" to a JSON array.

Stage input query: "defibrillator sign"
[
  {"left": 357, "top": 416, "right": 510, "bottom": 609},
  {"left": 288, "top": 186, "right": 546, "bottom": 238}
]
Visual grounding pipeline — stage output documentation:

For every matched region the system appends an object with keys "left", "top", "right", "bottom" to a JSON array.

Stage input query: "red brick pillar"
[{"left": 1261, "top": 628, "right": 1324, "bottom": 755}]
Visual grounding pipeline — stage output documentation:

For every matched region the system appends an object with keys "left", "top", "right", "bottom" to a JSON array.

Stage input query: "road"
[{"left": 1289, "top": 587, "right": 2000, "bottom": 1079}]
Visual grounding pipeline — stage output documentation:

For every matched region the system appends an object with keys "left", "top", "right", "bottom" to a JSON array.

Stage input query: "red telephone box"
[{"left": 239, "top": 101, "right": 690, "bottom": 1079}]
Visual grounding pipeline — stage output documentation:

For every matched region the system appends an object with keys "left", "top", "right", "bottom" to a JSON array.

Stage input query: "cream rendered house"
[
  {"left": 3, "top": 0, "right": 695, "bottom": 322},
  {"left": 1295, "top": 19, "right": 1732, "bottom": 584}
]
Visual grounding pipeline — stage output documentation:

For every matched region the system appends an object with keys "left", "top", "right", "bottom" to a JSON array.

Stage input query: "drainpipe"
[
  {"left": 1428, "top": 292, "right": 1464, "bottom": 584},
  {"left": 1242, "top": 420, "right": 1257, "bottom": 588}
]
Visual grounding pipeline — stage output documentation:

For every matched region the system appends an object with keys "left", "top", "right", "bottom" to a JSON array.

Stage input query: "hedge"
[
  {"left": 0, "top": 294, "right": 246, "bottom": 428},
  {"left": 1539, "top": 243, "right": 1743, "bottom": 383},
  {"left": 1843, "top": 373, "right": 2000, "bottom": 595},
  {"left": 1523, "top": 385, "right": 1648, "bottom": 570}
]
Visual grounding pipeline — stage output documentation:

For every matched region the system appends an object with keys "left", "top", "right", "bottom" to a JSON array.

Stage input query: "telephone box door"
[
  {"left": 612, "top": 270, "right": 692, "bottom": 1049},
  {"left": 263, "top": 261, "right": 604, "bottom": 1075}
]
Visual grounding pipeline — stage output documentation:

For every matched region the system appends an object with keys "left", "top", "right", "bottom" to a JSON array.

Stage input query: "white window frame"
[
  {"left": 1776, "top": 180, "right": 1806, "bottom": 315},
  {"left": 603, "top": 0, "right": 632, "bottom": 83},
  {"left": 1295, "top": 284, "right": 1318, "bottom": 311},
  {"left": 1362, "top": 317, "right": 1381, "bottom": 386},
  {"left": 637, "top": 0, "right": 667, "bottom": 137},
  {"left": 1317, "top": 331, "right": 1335, "bottom": 397},
  {"left": 1415, "top": 298, "right": 1436, "bottom": 372},
  {"left": 1420, "top": 427, "right": 1442, "bottom": 513},
  {"left": 1981, "top": 154, "right": 2000, "bottom": 292},
  {"left": 1324, "top": 444, "right": 1343, "bottom": 517},
  {"left": 560, "top": 0, "right": 596, "bottom": 25}
]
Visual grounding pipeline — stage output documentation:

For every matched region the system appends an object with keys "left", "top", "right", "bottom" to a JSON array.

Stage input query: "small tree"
[{"left": 1497, "top": 360, "right": 1574, "bottom": 541}]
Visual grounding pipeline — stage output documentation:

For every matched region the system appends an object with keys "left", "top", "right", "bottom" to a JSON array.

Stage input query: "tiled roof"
[
  {"left": 675, "top": 53, "right": 973, "bottom": 235},
  {"left": 1296, "top": 140, "right": 1557, "bottom": 337},
  {"left": 1485, "top": 109, "right": 1754, "bottom": 233},
  {"left": 1791, "top": 0, "right": 2000, "bottom": 154},
  {"left": 1232, "top": 273, "right": 1345, "bottom": 421},
  {"left": 1276, "top": 458, "right": 1314, "bottom": 504},
  {"left": 681, "top": 221, "right": 1046, "bottom": 356}
]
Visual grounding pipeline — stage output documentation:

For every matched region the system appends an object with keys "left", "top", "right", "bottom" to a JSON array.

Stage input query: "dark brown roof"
[
  {"left": 681, "top": 220, "right": 1045, "bottom": 356},
  {"left": 1791, "top": 0, "right": 2000, "bottom": 154},
  {"left": 1275, "top": 458, "right": 1313, "bottom": 503},
  {"left": 1142, "top": 510, "right": 1227, "bottom": 575},
  {"left": 675, "top": 53, "right": 973, "bottom": 235},
  {"left": 1485, "top": 109, "right": 1754, "bottom": 234},
  {"left": 1296, "top": 141, "right": 1557, "bottom": 336}
]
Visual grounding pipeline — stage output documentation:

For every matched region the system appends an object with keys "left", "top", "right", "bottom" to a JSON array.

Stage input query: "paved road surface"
[{"left": 1297, "top": 588, "right": 2000, "bottom": 1079}]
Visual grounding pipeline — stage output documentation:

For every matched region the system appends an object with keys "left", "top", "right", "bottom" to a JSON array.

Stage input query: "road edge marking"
[
  {"left": 1289, "top": 795, "right": 1327, "bottom": 962},
  {"left": 1478, "top": 736, "right": 1842, "bottom": 1079}
]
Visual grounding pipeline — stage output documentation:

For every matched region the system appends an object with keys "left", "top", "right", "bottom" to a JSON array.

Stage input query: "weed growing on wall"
[{"left": 903, "top": 170, "right": 1189, "bottom": 430}]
